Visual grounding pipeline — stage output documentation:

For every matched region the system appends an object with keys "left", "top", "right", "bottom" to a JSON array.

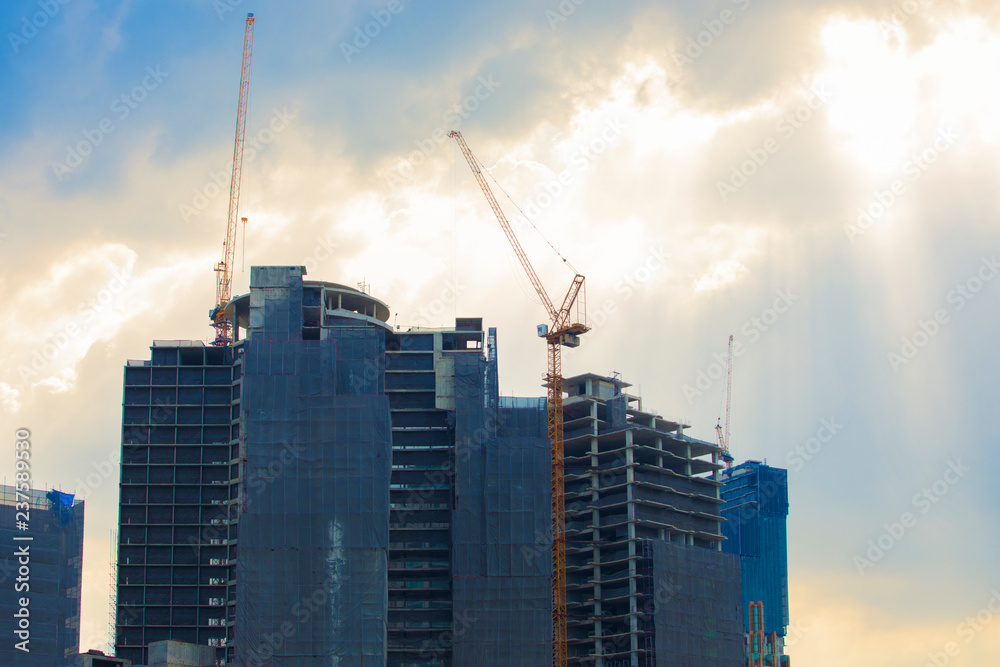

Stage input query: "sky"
[{"left": 1, "top": 0, "right": 998, "bottom": 663}]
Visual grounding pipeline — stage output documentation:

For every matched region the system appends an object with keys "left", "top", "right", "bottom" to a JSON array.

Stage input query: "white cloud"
[
  {"left": 3, "top": 1, "right": 999, "bottom": 660},
  {"left": 0, "top": 382, "right": 21, "bottom": 413}
]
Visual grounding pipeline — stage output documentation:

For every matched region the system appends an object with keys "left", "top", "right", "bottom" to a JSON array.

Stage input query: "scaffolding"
[
  {"left": 386, "top": 320, "right": 551, "bottom": 666},
  {"left": 108, "top": 528, "right": 118, "bottom": 653},
  {"left": 119, "top": 267, "right": 557, "bottom": 666},
  {"left": 0, "top": 485, "right": 84, "bottom": 666},
  {"left": 559, "top": 373, "right": 743, "bottom": 665},
  {"left": 235, "top": 267, "right": 392, "bottom": 665}
]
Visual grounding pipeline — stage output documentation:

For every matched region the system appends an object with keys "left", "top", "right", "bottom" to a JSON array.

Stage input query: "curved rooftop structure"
[{"left": 224, "top": 279, "right": 391, "bottom": 340}]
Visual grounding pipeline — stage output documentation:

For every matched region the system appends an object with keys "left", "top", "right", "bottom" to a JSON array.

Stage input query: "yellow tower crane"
[
  {"left": 210, "top": 13, "right": 254, "bottom": 346},
  {"left": 449, "top": 131, "right": 587, "bottom": 667}
]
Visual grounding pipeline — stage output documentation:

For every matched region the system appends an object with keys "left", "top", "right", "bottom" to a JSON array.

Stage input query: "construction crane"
[
  {"left": 210, "top": 12, "right": 255, "bottom": 346},
  {"left": 449, "top": 131, "right": 587, "bottom": 667},
  {"left": 715, "top": 334, "right": 736, "bottom": 468}
]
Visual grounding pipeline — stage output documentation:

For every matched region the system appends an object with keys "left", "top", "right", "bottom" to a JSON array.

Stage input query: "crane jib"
[
  {"left": 211, "top": 13, "right": 254, "bottom": 346},
  {"left": 448, "top": 130, "right": 587, "bottom": 667}
]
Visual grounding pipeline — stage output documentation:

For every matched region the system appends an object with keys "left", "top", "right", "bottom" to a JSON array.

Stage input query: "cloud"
[
  {"left": 0, "top": 382, "right": 21, "bottom": 413},
  {"left": 2, "top": 0, "right": 999, "bottom": 659}
]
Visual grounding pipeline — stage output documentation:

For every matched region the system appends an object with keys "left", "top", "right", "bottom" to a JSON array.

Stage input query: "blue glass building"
[{"left": 721, "top": 461, "right": 790, "bottom": 651}]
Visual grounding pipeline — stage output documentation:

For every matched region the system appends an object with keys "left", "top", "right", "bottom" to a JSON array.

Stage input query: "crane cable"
[
  {"left": 458, "top": 146, "right": 545, "bottom": 309},
  {"left": 471, "top": 151, "right": 579, "bottom": 275}
]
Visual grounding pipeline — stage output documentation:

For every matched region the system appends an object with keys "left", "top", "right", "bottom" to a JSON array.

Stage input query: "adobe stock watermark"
[
  {"left": 784, "top": 417, "right": 844, "bottom": 472},
  {"left": 921, "top": 589, "right": 1000, "bottom": 667},
  {"left": 588, "top": 246, "right": 668, "bottom": 331},
  {"left": 245, "top": 567, "right": 348, "bottom": 666},
  {"left": 520, "top": 117, "right": 627, "bottom": 218},
  {"left": 16, "top": 269, "right": 131, "bottom": 384},
  {"left": 416, "top": 611, "right": 477, "bottom": 662},
  {"left": 717, "top": 81, "right": 832, "bottom": 202},
  {"left": 844, "top": 126, "right": 958, "bottom": 244},
  {"left": 301, "top": 233, "right": 340, "bottom": 276},
  {"left": 411, "top": 281, "right": 469, "bottom": 328},
  {"left": 179, "top": 107, "right": 296, "bottom": 222},
  {"left": 383, "top": 75, "right": 502, "bottom": 189},
  {"left": 390, "top": 408, "right": 505, "bottom": 528},
  {"left": 853, "top": 459, "right": 969, "bottom": 575},
  {"left": 190, "top": 440, "right": 305, "bottom": 564},
  {"left": 51, "top": 66, "right": 170, "bottom": 181},
  {"left": 74, "top": 449, "right": 120, "bottom": 499},
  {"left": 339, "top": 0, "right": 407, "bottom": 62},
  {"left": 878, "top": 0, "right": 924, "bottom": 37},
  {"left": 682, "top": 289, "right": 799, "bottom": 404},
  {"left": 522, "top": 460, "right": 630, "bottom": 568},
  {"left": 887, "top": 255, "right": 998, "bottom": 372},
  {"left": 672, "top": 0, "right": 753, "bottom": 66},
  {"left": 7, "top": 0, "right": 71, "bottom": 54},
  {"left": 212, "top": 0, "right": 249, "bottom": 20},
  {"left": 577, "top": 568, "right": 681, "bottom": 664},
  {"left": 784, "top": 616, "right": 815, "bottom": 649},
  {"left": 545, "top": 0, "right": 588, "bottom": 30}
]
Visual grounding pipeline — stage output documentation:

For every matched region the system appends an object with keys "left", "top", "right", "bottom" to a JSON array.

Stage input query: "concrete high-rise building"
[
  {"left": 0, "top": 485, "right": 84, "bottom": 666},
  {"left": 116, "top": 265, "right": 749, "bottom": 666},
  {"left": 70, "top": 648, "right": 132, "bottom": 667},
  {"left": 115, "top": 266, "right": 550, "bottom": 666},
  {"left": 116, "top": 339, "right": 236, "bottom": 666},
  {"left": 721, "top": 461, "right": 790, "bottom": 663},
  {"left": 382, "top": 321, "right": 551, "bottom": 666},
  {"left": 561, "top": 374, "right": 744, "bottom": 666}
]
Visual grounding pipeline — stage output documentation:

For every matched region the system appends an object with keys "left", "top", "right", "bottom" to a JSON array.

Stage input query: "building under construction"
[
  {"left": 562, "top": 374, "right": 744, "bottom": 665},
  {"left": 118, "top": 9, "right": 774, "bottom": 662},
  {"left": 0, "top": 485, "right": 84, "bottom": 666},
  {"left": 722, "top": 461, "right": 790, "bottom": 666},
  {"left": 114, "top": 266, "right": 744, "bottom": 666},
  {"left": 115, "top": 267, "right": 551, "bottom": 666}
]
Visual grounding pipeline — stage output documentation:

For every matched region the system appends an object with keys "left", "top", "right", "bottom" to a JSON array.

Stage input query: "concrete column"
[
  {"left": 626, "top": 429, "right": 639, "bottom": 665},
  {"left": 591, "top": 398, "right": 603, "bottom": 666}
]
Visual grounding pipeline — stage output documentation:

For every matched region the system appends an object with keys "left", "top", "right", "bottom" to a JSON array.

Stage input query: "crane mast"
[
  {"left": 716, "top": 334, "right": 735, "bottom": 468},
  {"left": 449, "top": 131, "right": 587, "bottom": 667},
  {"left": 211, "top": 12, "right": 254, "bottom": 346}
]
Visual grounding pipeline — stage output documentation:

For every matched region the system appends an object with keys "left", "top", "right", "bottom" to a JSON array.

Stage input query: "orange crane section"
[
  {"left": 716, "top": 334, "right": 735, "bottom": 468},
  {"left": 449, "top": 131, "right": 587, "bottom": 667},
  {"left": 210, "top": 12, "right": 254, "bottom": 346}
]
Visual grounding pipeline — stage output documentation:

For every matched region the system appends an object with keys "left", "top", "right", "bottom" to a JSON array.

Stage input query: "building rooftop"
[
  {"left": 563, "top": 372, "right": 634, "bottom": 389},
  {"left": 0, "top": 485, "right": 82, "bottom": 509},
  {"left": 225, "top": 279, "right": 391, "bottom": 328}
]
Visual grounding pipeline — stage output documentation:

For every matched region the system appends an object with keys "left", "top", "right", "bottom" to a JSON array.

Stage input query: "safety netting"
[
  {"left": 0, "top": 486, "right": 83, "bottom": 666},
  {"left": 451, "top": 354, "right": 552, "bottom": 665},
  {"left": 650, "top": 540, "right": 744, "bottom": 666},
  {"left": 235, "top": 267, "right": 391, "bottom": 666},
  {"left": 721, "top": 463, "right": 789, "bottom": 637}
]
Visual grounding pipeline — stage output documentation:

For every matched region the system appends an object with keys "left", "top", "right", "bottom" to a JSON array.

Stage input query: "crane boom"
[
  {"left": 449, "top": 131, "right": 586, "bottom": 667},
  {"left": 448, "top": 131, "right": 561, "bottom": 323},
  {"left": 211, "top": 12, "right": 255, "bottom": 346},
  {"left": 716, "top": 334, "right": 735, "bottom": 468}
]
